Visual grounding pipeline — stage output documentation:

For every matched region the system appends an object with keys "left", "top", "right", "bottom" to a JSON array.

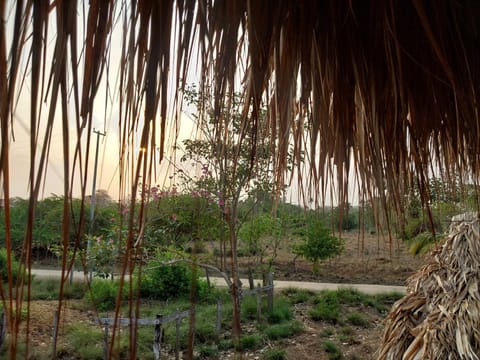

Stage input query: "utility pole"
[{"left": 87, "top": 129, "right": 106, "bottom": 277}]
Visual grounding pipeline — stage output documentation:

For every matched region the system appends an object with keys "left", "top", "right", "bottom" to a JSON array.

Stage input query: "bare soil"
[{"left": 19, "top": 231, "right": 424, "bottom": 359}]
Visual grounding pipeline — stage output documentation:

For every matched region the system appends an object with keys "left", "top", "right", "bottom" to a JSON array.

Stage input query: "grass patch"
[
  {"left": 322, "top": 340, "right": 342, "bottom": 360},
  {"left": 263, "top": 320, "right": 303, "bottom": 340},
  {"left": 281, "top": 287, "right": 316, "bottom": 304},
  {"left": 346, "top": 312, "right": 369, "bottom": 327},
  {"left": 238, "top": 334, "right": 263, "bottom": 351},
  {"left": 266, "top": 297, "right": 292, "bottom": 324},
  {"left": 264, "top": 348, "right": 287, "bottom": 360},
  {"left": 309, "top": 291, "right": 341, "bottom": 324},
  {"left": 320, "top": 327, "right": 335, "bottom": 337}
]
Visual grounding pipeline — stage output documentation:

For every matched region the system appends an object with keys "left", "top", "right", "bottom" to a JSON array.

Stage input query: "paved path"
[{"left": 31, "top": 268, "right": 406, "bottom": 295}]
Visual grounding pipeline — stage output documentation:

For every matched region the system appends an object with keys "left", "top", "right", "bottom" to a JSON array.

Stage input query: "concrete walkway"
[{"left": 31, "top": 268, "right": 406, "bottom": 295}]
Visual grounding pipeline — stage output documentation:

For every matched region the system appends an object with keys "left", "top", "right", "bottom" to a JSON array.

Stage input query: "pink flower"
[{"left": 171, "top": 214, "right": 177, "bottom": 221}]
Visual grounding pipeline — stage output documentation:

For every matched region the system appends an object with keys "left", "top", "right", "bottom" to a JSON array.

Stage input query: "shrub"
[
  {"left": 198, "top": 345, "right": 218, "bottom": 358},
  {"left": 86, "top": 279, "right": 119, "bottom": 311},
  {"left": 263, "top": 321, "right": 303, "bottom": 340},
  {"left": 140, "top": 262, "right": 191, "bottom": 300},
  {"left": 264, "top": 348, "right": 287, "bottom": 360},
  {"left": 293, "top": 217, "right": 344, "bottom": 273},
  {"left": 0, "top": 248, "right": 21, "bottom": 283},
  {"left": 322, "top": 340, "right": 342, "bottom": 360},
  {"left": 266, "top": 297, "right": 292, "bottom": 324},
  {"left": 241, "top": 296, "right": 258, "bottom": 321},
  {"left": 238, "top": 335, "right": 263, "bottom": 351},
  {"left": 346, "top": 312, "right": 369, "bottom": 327},
  {"left": 282, "top": 288, "right": 316, "bottom": 304},
  {"left": 309, "top": 292, "right": 341, "bottom": 324},
  {"left": 218, "top": 339, "right": 233, "bottom": 351}
]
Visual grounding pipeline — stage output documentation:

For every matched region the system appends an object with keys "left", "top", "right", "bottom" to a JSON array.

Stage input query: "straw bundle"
[{"left": 378, "top": 217, "right": 480, "bottom": 359}]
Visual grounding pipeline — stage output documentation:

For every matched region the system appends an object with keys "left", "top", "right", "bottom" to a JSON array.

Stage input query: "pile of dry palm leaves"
[{"left": 378, "top": 214, "right": 480, "bottom": 359}]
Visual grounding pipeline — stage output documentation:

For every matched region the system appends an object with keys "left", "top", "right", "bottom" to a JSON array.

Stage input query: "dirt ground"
[
  {"left": 243, "top": 230, "right": 425, "bottom": 286},
  {"left": 18, "top": 231, "right": 425, "bottom": 359}
]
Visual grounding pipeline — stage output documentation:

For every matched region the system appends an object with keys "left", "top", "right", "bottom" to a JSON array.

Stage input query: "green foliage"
[
  {"left": 346, "top": 312, "right": 369, "bottom": 327},
  {"left": 218, "top": 339, "right": 234, "bottom": 351},
  {"left": 86, "top": 279, "right": 121, "bottom": 311},
  {"left": 263, "top": 348, "right": 287, "bottom": 360},
  {"left": 29, "top": 278, "right": 85, "bottom": 300},
  {"left": 198, "top": 344, "right": 219, "bottom": 358},
  {"left": 240, "top": 296, "right": 258, "bottom": 321},
  {"left": 145, "top": 192, "right": 222, "bottom": 250},
  {"left": 140, "top": 262, "right": 191, "bottom": 300},
  {"left": 408, "top": 231, "right": 438, "bottom": 255},
  {"left": 266, "top": 297, "right": 293, "bottom": 324},
  {"left": 293, "top": 216, "right": 344, "bottom": 272},
  {"left": 239, "top": 213, "right": 281, "bottom": 256},
  {"left": 322, "top": 340, "right": 342, "bottom": 360},
  {"left": 309, "top": 291, "right": 341, "bottom": 324},
  {"left": 281, "top": 288, "right": 316, "bottom": 304},
  {"left": 263, "top": 321, "right": 303, "bottom": 340},
  {"left": 140, "top": 251, "right": 213, "bottom": 302},
  {"left": 238, "top": 334, "right": 263, "bottom": 351},
  {"left": 63, "top": 323, "right": 104, "bottom": 359},
  {"left": 0, "top": 248, "right": 20, "bottom": 283},
  {"left": 320, "top": 327, "right": 335, "bottom": 337}
]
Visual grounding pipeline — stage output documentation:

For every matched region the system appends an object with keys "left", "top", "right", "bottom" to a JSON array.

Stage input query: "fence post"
[
  {"left": 216, "top": 299, "right": 222, "bottom": 337},
  {"left": 52, "top": 310, "right": 59, "bottom": 358},
  {"left": 205, "top": 268, "right": 210, "bottom": 287},
  {"left": 256, "top": 288, "right": 262, "bottom": 322},
  {"left": 175, "top": 309, "right": 181, "bottom": 360},
  {"left": 248, "top": 270, "right": 254, "bottom": 290},
  {"left": 267, "top": 272, "right": 274, "bottom": 312},
  {"left": 153, "top": 314, "right": 163, "bottom": 360},
  {"left": 0, "top": 310, "right": 5, "bottom": 348},
  {"left": 103, "top": 325, "right": 109, "bottom": 360}
]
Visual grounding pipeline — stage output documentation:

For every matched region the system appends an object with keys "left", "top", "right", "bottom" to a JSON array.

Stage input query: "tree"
[
  {"left": 177, "top": 85, "right": 280, "bottom": 346},
  {"left": 293, "top": 215, "right": 344, "bottom": 274}
]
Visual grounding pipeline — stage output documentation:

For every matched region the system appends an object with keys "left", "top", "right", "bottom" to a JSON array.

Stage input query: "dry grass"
[{"left": 378, "top": 216, "right": 480, "bottom": 359}]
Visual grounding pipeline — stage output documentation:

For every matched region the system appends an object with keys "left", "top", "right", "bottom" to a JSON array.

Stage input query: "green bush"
[
  {"left": 86, "top": 279, "right": 120, "bottom": 311},
  {"left": 293, "top": 217, "right": 344, "bottom": 273},
  {"left": 140, "top": 262, "right": 191, "bottom": 300},
  {"left": 241, "top": 296, "right": 259, "bottom": 321},
  {"left": 0, "top": 248, "right": 21, "bottom": 283},
  {"left": 266, "top": 297, "right": 292, "bottom": 324},
  {"left": 264, "top": 348, "right": 287, "bottom": 360},
  {"left": 346, "top": 312, "right": 369, "bottom": 327},
  {"left": 309, "top": 292, "right": 341, "bottom": 324},
  {"left": 263, "top": 321, "right": 303, "bottom": 340},
  {"left": 238, "top": 335, "right": 263, "bottom": 351},
  {"left": 323, "top": 340, "right": 342, "bottom": 360},
  {"left": 198, "top": 344, "right": 218, "bottom": 358}
]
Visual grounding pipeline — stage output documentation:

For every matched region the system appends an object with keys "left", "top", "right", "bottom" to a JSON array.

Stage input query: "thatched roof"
[
  {"left": 378, "top": 217, "right": 480, "bottom": 359},
  {"left": 1, "top": 1, "right": 479, "bottom": 206}
]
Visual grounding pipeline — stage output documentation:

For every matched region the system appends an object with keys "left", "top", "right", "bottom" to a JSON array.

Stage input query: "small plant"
[
  {"left": 320, "top": 327, "right": 335, "bottom": 338},
  {"left": 346, "top": 312, "right": 369, "bottom": 327},
  {"left": 264, "top": 348, "right": 287, "bottom": 360},
  {"left": 0, "top": 248, "right": 21, "bottom": 283},
  {"left": 218, "top": 339, "right": 233, "bottom": 351},
  {"left": 266, "top": 297, "right": 292, "bottom": 324},
  {"left": 198, "top": 344, "right": 219, "bottom": 358},
  {"left": 238, "top": 334, "right": 263, "bottom": 351},
  {"left": 309, "top": 291, "right": 341, "bottom": 324},
  {"left": 322, "top": 340, "right": 342, "bottom": 360},
  {"left": 241, "top": 296, "right": 259, "bottom": 321},
  {"left": 263, "top": 321, "right": 303, "bottom": 340},
  {"left": 282, "top": 288, "right": 316, "bottom": 304},
  {"left": 86, "top": 279, "right": 119, "bottom": 311},
  {"left": 293, "top": 216, "right": 344, "bottom": 273}
]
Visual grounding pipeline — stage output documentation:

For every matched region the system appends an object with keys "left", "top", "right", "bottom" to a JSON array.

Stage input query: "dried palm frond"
[
  {"left": 1, "top": 1, "right": 480, "bottom": 358},
  {"left": 378, "top": 216, "right": 480, "bottom": 360}
]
